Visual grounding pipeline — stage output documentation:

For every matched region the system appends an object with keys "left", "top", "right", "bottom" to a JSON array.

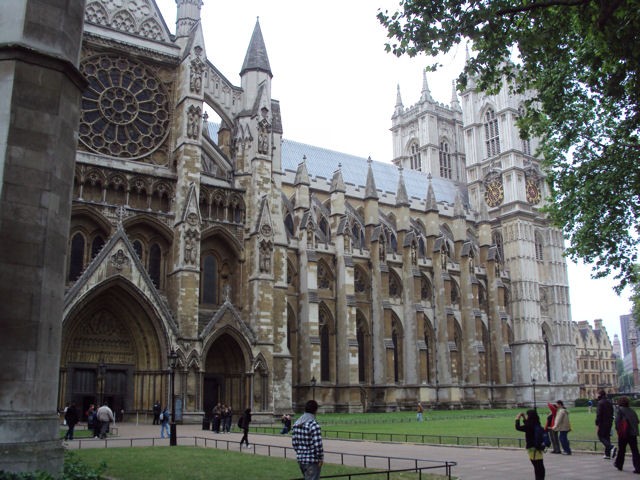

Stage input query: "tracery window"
[
  {"left": 492, "top": 230, "right": 504, "bottom": 263},
  {"left": 409, "top": 142, "right": 421, "bottom": 171},
  {"left": 317, "top": 262, "right": 332, "bottom": 290},
  {"left": 354, "top": 267, "right": 366, "bottom": 293},
  {"left": 68, "top": 233, "right": 85, "bottom": 281},
  {"left": 78, "top": 55, "right": 170, "bottom": 160},
  {"left": 91, "top": 235, "right": 105, "bottom": 259},
  {"left": 201, "top": 254, "right": 218, "bottom": 304},
  {"left": 484, "top": 108, "right": 501, "bottom": 158},
  {"left": 535, "top": 231, "right": 544, "bottom": 261},
  {"left": 518, "top": 105, "right": 531, "bottom": 155},
  {"left": 148, "top": 243, "right": 162, "bottom": 288},
  {"left": 439, "top": 141, "right": 452, "bottom": 179}
]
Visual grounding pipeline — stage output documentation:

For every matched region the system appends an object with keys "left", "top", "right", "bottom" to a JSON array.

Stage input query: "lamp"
[
  {"left": 311, "top": 376, "right": 317, "bottom": 401},
  {"left": 168, "top": 348, "right": 178, "bottom": 446}
]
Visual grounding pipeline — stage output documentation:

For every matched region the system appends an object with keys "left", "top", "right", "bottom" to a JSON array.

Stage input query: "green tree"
[{"left": 378, "top": 1, "right": 640, "bottom": 291}]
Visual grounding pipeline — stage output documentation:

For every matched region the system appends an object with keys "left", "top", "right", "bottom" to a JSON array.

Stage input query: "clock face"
[
  {"left": 526, "top": 179, "right": 541, "bottom": 204},
  {"left": 484, "top": 178, "right": 504, "bottom": 207}
]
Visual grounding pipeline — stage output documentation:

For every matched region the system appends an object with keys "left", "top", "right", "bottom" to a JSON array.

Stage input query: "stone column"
[{"left": 0, "top": 1, "right": 86, "bottom": 474}]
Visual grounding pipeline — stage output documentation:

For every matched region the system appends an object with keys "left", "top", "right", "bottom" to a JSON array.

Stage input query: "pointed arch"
[
  {"left": 356, "top": 310, "right": 371, "bottom": 384},
  {"left": 390, "top": 314, "right": 404, "bottom": 383},
  {"left": 319, "top": 302, "right": 335, "bottom": 383}
]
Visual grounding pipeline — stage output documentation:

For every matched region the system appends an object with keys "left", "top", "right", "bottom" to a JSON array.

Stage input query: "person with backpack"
[
  {"left": 239, "top": 408, "right": 251, "bottom": 448},
  {"left": 613, "top": 396, "right": 640, "bottom": 472},
  {"left": 595, "top": 389, "right": 615, "bottom": 459},
  {"left": 515, "top": 409, "right": 545, "bottom": 480},
  {"left": 160, "top": 406, "right": 170, "bottom": 439}
]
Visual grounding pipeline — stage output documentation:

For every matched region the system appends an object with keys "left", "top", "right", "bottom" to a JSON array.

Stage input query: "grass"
[
  {"left": 71, "top": 448, "right": 447, "bottom": 480},
  {"left": 66, "top": 407, "right": 603, "bottom": 479}
]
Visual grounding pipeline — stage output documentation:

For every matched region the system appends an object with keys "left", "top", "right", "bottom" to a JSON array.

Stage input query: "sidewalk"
[{"left": 69, "top": 422, "right": 639, "bottom": 479}]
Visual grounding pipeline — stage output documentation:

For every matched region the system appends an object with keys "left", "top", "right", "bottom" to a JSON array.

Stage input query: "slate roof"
[
  {"left": 281, "top": 139, "right": 467, "bottom": 206},
  {"left": 203, "top": 122, "right": 467, "bottom": 206}
]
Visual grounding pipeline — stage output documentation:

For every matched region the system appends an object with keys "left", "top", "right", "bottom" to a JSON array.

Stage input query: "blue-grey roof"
[
  {"left": 203, "top": 121, "right": 465, "bottom": 205},
  {"left": 281, "top": 139, "right": 466, "bottom": 205}
]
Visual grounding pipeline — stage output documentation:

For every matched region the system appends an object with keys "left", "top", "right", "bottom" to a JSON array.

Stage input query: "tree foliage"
[{"left": 378, "top": 0, "right": 640, "bottom": 291}]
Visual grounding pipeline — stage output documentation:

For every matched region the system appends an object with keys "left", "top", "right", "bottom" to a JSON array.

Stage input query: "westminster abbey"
[{"left": 56, "top": 0, "right": 579, "bottom": 422}]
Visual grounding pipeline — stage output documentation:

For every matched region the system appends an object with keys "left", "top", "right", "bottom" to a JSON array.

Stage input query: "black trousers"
[{"left": 615, "top": 434, "right": 640, "bottom": 472}]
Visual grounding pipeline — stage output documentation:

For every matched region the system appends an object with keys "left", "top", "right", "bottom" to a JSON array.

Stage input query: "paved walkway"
[{"left": 67, "top": 422, "right": 639, "bottom": 479}]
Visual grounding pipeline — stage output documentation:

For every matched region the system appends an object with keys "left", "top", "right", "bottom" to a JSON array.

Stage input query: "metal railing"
[
  {"left": 249, "top": 425, "right": 603, "bottom": 452},
  {"left": 291, "top": 465, "right": 455, "bottom": 479},
  {"left": 72, "top": 435, "right": 456, "bottom": 479}
]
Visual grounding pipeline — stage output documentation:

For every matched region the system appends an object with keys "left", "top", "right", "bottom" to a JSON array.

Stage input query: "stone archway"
[
  {"left": 203, "top": 332, "right": 250, "bottom": 415},
  {"left": 60, "top": 282, "right": 166, "bottom": 420}
]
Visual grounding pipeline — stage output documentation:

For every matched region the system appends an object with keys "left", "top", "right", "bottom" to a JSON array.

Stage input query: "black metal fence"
[
  {"left": 72, "top": 435, "right": 456, "bottom": 479},
  {"left": 249, "top": 424, "right": 603, "bottom": 452}
]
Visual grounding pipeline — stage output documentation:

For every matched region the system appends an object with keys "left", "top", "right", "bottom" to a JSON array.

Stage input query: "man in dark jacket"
[
  {"left": 63, "top": 402, "right": 79, "bottom": 440},
  {"left": 595, "top": 389, "right": 614, "bottom": 459}
]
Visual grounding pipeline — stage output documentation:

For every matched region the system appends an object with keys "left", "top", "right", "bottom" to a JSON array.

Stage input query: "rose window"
[{"left": 79, "top": 55, "right": 170, "bottom": 159}]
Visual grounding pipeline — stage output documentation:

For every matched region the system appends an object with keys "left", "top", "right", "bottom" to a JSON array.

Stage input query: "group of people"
[
  {"left": 62, "top": 401, "right": 115, "bottom": 440},
  {"left": 211, "top": 403, "right": 234, "bottom": 434},
  {"left": 516, "top": 391, "right": 640, "bottom": 479}
]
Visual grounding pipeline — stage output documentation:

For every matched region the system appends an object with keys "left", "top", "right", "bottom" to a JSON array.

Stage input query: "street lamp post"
[
  {"left": 168, "top": 348, "right": 178, "bottom": 447},
  {"left": 532, "top": 377, "right": 537, "bottom": 410},
  {"left": 311, "top": 376, "right": 317, "bottom": 401}
]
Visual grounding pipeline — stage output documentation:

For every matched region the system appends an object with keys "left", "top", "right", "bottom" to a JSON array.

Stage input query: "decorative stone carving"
[
  {"left": 111, "top": 249, "right": 129, "bottom": 270},
  {"left": 190, "top": 56, "right": 205, "bottom": 94},
  {"left": 257, "top": 107, "right": 271, "bottom": 155},
  {"left": 184, "top": 229, "right": 199, "bottom": 265},
  {"left": 259, "top": 240, "right": 272, "bottom": 273},
  {"left": 187, "top": 105, "right": 201, "bottom": 139}
]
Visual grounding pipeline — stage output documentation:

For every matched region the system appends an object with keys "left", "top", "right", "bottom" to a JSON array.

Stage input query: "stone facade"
[
  {"left": 56, "top": 0, "right": 579, "bottom": 424},
  {"left": 573, "top": 319, "right": 618, "bottom": 399}
]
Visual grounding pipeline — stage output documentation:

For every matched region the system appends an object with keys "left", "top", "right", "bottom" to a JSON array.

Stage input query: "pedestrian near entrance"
[
  {"left": 239, "top": 408, "right": 252, "bottom": 448},
  {"left": 613, "top": 396, "right": 640, "bottom": 473},
  {"left": 63, "top": 402, "right": 79, "bottom": 440},
  {"left": 96, "top": 402, "right": 114, "bottom": 439},
  {"left": 552, "top": 400, "right": 571, "bottom": 455},
  {"left": 152, "top": 400, "right": 161, "bottom": 425},
  {"left": 292, "top": 400, "right": 324, "bottom": 480},
  {"left": 160, "top": 406, "right": 170, "bottom": 439},
  {"left": 515, "top": 409, "right": 545, "bottom": 480},
  {"left": 416, "top": 402, "right": 424, "bottom": 422},
  {"left": 595, "top": 389, "right": 614, "bottom": 459}
]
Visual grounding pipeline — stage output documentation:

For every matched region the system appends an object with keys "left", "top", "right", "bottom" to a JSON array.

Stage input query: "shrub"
[{"left": 0, "top": 452, "right": 105, "bottom": 480}]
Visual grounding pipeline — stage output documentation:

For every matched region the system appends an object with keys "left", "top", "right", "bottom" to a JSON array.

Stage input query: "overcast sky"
[{"left": 155, "top": 0, "right": 632, "bottom": 343}]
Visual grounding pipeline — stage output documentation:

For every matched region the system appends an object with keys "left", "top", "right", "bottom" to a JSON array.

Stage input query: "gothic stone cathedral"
[{"left": 59, "top": 0, "right": 578, "bottom": 421}]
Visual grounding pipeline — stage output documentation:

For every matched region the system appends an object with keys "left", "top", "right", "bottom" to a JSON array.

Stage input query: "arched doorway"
[
  {"left": 203, "top": 332, "right": 249, "bottom": 415},
  {"left": 60, "top": 281, "right": 167, "bottom": 420}
]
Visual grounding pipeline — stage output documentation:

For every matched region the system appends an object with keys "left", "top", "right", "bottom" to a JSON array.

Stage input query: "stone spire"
[
  {"left": 364, "top": 157, "right": 378, "bottom": 200},
  {"left": 393, "top": 84, "right": 404, "bottom": 117},
  {"left": 450, "top": 80, "right": 461, "bottom": 111},
  {"left": 240, "top": 18, "right": 272, "bottom": 77},
  {"left": 425, "top": 173, "right": 437, "bottom": 212},
  {"left": 176, "top": 0, "right": 203, "bottom": 37},
  {"left": 454, "top": 190, "right": 465, "bottom": 218},
  {"left": 420, "top": 69, "right": 433, "bottom": 102},
  {"left": 395, "top": 166, "right": 410, "bottom": 207},
  {"left": 295, "top": 157, "right": 310, "bottom": 186},
  {"left": 330, "top": 163, "right": 346, "bottom": 193}
]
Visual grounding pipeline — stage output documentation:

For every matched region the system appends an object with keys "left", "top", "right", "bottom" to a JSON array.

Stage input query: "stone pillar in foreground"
[{"left": 0, "top": 1, "right": 86, "bottom": 474}]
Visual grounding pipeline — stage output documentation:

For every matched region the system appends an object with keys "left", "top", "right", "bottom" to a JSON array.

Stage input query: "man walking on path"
[
  {"left": 292, "top": 400, "right": 324, "bottom": 480},
  {"left": 96, "top": 402, "right": 114, "bottom": 439},
  {"left": 596, "top": 390, "right": 615, "bottom": 459}
]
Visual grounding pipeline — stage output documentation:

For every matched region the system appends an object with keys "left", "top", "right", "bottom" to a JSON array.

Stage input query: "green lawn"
[
  {"left": 65, "top": 407, "right": 605, "bottom": 479},
  {"left": 71, "top": 448, "right": 447, "bottom": 480}
]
